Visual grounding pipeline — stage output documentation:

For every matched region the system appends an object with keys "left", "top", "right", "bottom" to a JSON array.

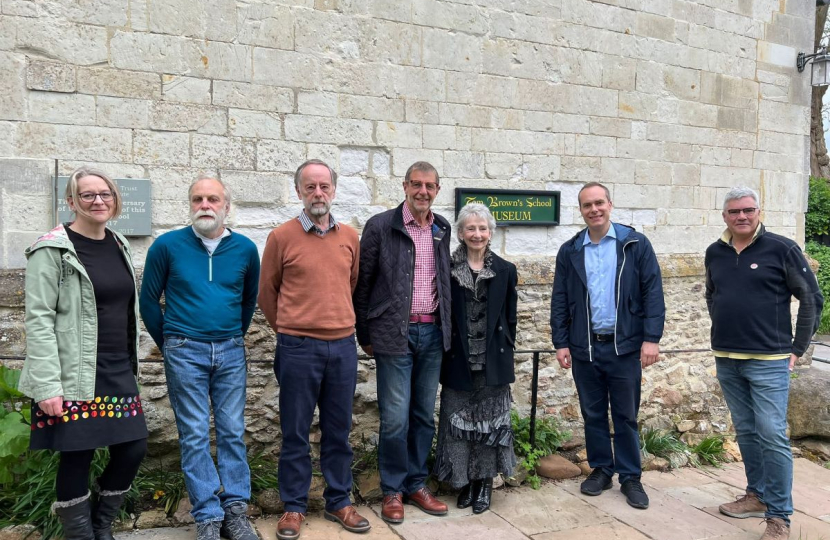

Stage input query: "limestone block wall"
[{"left": 0, "top": 0, "right": 817, "bottom": 455}]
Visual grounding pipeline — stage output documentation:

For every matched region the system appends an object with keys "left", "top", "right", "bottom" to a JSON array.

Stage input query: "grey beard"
[{"left": 193, "top": 217, "right": 221, "bottom": 235}]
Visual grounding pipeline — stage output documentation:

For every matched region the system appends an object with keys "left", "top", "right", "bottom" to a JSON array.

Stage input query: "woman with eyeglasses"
[
  {"left": 18, "top": 167, "right": 148, "bottom": 540},
  {"left": 433, "top": 203, "right": 518, "bottom": 514}
]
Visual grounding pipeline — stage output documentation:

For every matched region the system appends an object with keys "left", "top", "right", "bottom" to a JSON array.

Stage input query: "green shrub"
[
  {"left": 511, "top": 410, "right": 570, "bottom": 489},
  {"left": 806, "top": 177, "right": 830, "bottom": 240},
  {"left": 639, "top": 428, "right": 687, "bottom": 463},
  {"left": 806, "top": 241, "right": 830, "bottom": 334},
  {"left": 691, "top": 435, "right": 727, "bottom": 467}
]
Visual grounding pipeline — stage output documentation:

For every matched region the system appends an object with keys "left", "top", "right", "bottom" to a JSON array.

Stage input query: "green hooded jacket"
[{"left": 18, "top": 224, "right": 140, "bottom": 403}]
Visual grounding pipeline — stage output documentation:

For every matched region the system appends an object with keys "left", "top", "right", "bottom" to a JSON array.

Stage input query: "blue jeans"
[
  {"left": 274, "top": 333, "right": 357, "bottom": 514},
  {"left": 571, "top": 341, "right": 642, "bottom": 483},
  {"left": 375, "top": 323, "right": 444, "bottom": 495},
  {"left": 164, "top": 336, "right": 250, "bottom": 524},
  {"left": 716, "top": 357, "right": 792, "bottom": 523}
]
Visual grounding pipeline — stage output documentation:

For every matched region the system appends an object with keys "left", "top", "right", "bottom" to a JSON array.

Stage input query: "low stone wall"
[{"left": 2, "top": 253, "right": 765, "bottom": 461}]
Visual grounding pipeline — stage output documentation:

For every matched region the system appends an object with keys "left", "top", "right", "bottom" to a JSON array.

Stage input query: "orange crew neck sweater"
[{"left": 258, "top": 218, "right": 359, "bottom": 340}]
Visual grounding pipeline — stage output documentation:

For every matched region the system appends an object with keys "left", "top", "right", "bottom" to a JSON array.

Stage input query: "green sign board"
[
  {"left": 455, "top": 188, "right": 560, "bottom": 226},
  {"left": 55, "top": 177, "right": 152, "bottom": 236}
]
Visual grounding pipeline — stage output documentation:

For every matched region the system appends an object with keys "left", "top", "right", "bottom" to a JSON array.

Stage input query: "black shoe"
[
  {"left": 472, "top": 478, "right": 492, "bottom": 514},
  {"left": 53, "top": 493, "right": 95, "bottom": 540},
  {"left": 91, "top": 483, "right": 129, "bottom": 540},
  {"left": 620, "top": 478, "right": 649, "bottom": 509},
  {"left": 457, "top": 482, "right": 478, "bottom": 509},
  {"left": 580, "top": 469, "right": 613, "bottom": 496}
]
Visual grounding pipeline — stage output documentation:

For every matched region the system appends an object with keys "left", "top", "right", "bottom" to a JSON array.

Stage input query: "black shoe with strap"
[
  {"left": 580, "top": 468, "right": 613, "bottom": 496},
  {"left": 620, "top": 478, "right": 649, "bottom": 509}
]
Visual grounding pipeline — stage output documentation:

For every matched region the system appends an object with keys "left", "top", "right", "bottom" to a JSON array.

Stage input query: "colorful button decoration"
[{"left": 32, "top": 395, "right": 143, "bottom": 429}]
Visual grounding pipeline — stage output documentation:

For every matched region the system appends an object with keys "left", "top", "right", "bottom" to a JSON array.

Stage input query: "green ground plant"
[
  {"left": 639, "top": 427, "right": 690, "bottom": 468},
  {"left": 690, "top": 434, "right": 727, "bottom": 467},
  {"left": 511, "top": 410, "right": 571, "bottom": 489},
  {"left": 806, "top": 241, "right": 830, "bottom": 334}
]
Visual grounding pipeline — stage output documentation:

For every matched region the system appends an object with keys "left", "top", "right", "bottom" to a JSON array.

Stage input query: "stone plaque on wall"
[{"left": 55, "top": 177, "right": 152, "bottom": 236}]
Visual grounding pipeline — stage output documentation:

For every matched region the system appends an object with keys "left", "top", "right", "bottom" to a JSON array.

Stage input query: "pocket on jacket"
[
  {"left": 628, "top": 293, "right": 645, "bottom": 317},
  {"left": 55, "top": 328, "right": 78, "bottom": 363},
  {"left": 367, "top": 298, "right": 393, "bottom": 319}
]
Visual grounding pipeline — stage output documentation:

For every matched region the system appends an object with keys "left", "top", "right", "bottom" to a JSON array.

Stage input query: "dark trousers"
[
  {"left": 572, "top": 340, "right": 642, "bottom": 483},
  {"left": 57, "top": 438, "right": 148, "bottom": 501},
  {"left": 274, "top": 333, "right": 357, "bottom": 513}
]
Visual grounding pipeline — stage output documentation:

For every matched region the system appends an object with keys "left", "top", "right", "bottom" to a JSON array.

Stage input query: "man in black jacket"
[
  {"left": 550, "top": 182, "right": 665, "bottom": 510},
  {"left": 706, "top": 186, "right": 823, "bottom": 540},
  {"left": 354, "top": 161, "right": 451, "bottom": 524}
]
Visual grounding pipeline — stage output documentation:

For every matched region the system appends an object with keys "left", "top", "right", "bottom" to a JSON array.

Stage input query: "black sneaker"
[
  {"left": 580, "top": 468, "right": 613, "bottom": 496},
  {"left": 620, "top": 478, "right": 649, "bottom": 509}
]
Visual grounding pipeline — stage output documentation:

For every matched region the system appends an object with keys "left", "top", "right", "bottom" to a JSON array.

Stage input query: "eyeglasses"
[
  {"left": 408, "top": 181, "right": 439, "bottom": 193},
  {"left": 726, "top": 207, "right": 757, "bottom": 217},
  {"left": 77, "top": 191, "right": 114, "bottom": 203}
]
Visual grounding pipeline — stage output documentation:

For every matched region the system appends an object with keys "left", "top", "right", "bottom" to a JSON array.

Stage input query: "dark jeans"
[
  {"left": 572, "top": 340, "right": 642, "bottom": 483},
  {"left": 374, "top": 323, "right": 444, "bottom": 495},
  {"left": 274, "top": 333, "right": 357, "bottom": 514},
  {"left": 57, "top": 438, "right": 148, "bottom": 501}
]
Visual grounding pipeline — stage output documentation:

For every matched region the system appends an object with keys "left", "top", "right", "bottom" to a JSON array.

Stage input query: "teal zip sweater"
[{"left": 139, "top": 227, "right": 260, "bottom": 350}]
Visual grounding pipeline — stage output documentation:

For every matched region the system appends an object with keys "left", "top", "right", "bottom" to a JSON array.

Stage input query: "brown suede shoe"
[
  {"left": 405, "top": 487, "right": 448, "bottom": 516},
  {"left": 276, "top": 511, "right": 305, "bottom": 540},
  {"left": 719, "top": 491, "right": 767, "bottom": 519},
  {"left": 324, "top": 505, "right": 371, "bottom": 533},
  {"left": 760, "top": 517, "right": 790, "bottom": 540},
  {"left": 381, "top": 493, "right": 404, "bottom": 524}
]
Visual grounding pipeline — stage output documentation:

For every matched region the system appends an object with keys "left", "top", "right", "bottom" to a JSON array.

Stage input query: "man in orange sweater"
[{"left": 258, "top": 159, "right": 368, "bottom": 540}]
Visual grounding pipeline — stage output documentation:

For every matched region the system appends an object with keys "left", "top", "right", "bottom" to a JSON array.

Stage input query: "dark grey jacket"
[{"left": 354, "top": 203, "right": 452, "bottom": 355}]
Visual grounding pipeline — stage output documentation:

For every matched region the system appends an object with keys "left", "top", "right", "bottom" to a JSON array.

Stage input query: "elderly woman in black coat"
[{"left": 433, "top": 202, "right": 518, "bottom": 514}]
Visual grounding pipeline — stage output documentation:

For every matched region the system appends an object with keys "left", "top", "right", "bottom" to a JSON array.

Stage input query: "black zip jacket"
[
  {"left": 354, "top": 203, "right": 452, "bottom": 355},
  {"left": 705, "top": 224, "right": 824, "bottom": 357}
]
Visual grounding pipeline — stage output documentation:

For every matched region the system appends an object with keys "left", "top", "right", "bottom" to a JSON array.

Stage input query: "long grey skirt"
[{"left": 433, "top": 371, "right": 518, "bottom": 488}]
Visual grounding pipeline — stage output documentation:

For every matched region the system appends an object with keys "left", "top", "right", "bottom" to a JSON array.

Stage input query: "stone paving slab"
[
  {"left": 561, "top": 477, "right": 750, "bottom": 540},
  {"left": 533, "top": 522, "right": 652, "bottom": 540},
  {"left": 702, "top": 507, "right": 830, "bottom": 540}
]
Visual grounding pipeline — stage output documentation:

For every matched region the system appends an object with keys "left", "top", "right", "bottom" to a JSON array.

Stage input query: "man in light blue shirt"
[{"left": 550, "top": 182, "right": 665, "bottom": 511}]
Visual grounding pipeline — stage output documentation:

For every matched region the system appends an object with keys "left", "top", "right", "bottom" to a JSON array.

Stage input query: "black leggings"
[{"left": 56, "top": 438, "right": 147, "bottom": 502}]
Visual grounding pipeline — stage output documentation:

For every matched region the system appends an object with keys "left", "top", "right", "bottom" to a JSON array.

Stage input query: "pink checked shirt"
[{"left": 402, "top": 203, "right": 439, "bottom": 315}]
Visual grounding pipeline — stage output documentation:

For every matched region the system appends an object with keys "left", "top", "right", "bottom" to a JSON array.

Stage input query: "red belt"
[{"left": 409, "top": 313, "right": 437, "bottom": 324}]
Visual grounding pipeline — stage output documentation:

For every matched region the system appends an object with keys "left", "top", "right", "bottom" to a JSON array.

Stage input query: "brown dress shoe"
[
  {"left": 381, "top": 493, "right": 404, "bottom": 524},
  {"left": 276, "top": 511, "right": 305, "bottom": 540},
  {"left": 324, "top": 505, "right": 371, "bottom": 533},
  {"left": 405, "top": 487, "right": 448, "bottom": 516}
]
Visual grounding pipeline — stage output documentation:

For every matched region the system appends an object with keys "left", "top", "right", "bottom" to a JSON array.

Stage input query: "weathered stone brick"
[
  {"left": 0, "top": 52, "right": 25, "bottom": 121},
  {"left": 161, "top": 75, "right": 211, "bottom": 105},
  {"left": 413, "top": 0, "right": 486, "bottom": 34},
  {"left": 26, "top": 60, "right": 75, "bottom": 93},
  {"left": 358, "top": 19, "right": 421, "bottom": 66},
  {"left": 220, "top": 170, "right": 290, "bottom": 204},
  {"left": 368, "top": 0, "right": 412, "bottom": 22},
  {"left": 336, "top": 176, "right": 372, "bottom": 205},
  {"left": 284, "top": 116, "right": 373, "bottom": 146},
  {"left": 134, "top": 130, "right": 190, "bottom": 166},
  {"left": 488, "top": 9, "right": 561, "bottom": 44},
  {"left": 444, "top": 151, "right": 484, "bottom": 178},
  {"left": 253, "top": 48, "right": 321, "bottom": 89},
  {"left": 298, "top": 92, "right": 338, "bottom": 117},
  {"left": 16, "top": 19, "right": 108, "bottom": 65},
  {"left": 229, "top": 109, "right": 282, "bottom": 139},
  {"left": 589, "top": 117, "right": 631, "bottom": 138},
  {"left": 616, "top": 140, "right": 662, "bottom": 161},
  {"left": 339, "top": 95, "right": 405, "bottom": 122},
  {"left": 614, "top": 184, "right": 671, "bottom": 208},
  {"left": 391, "top": 149, "right": 443, "bottom": 176},
  {"left": 575, "top": 135, "right": 616, "bottom": 158},
  {"left": 422, "top": 28, "right": 482, "bottom": 73},
  {"left": 192, "top": 135, "right": 255, "bottom": 170},
  {"left": 236, "top": 2, "right": 293, "bottom": 49},
  {"left": 471, "top": 129, "right": 563, "bottom": 154},
  {"left": 636, "top": 11, "right": 676, "bottom": 41},
  {"left": 423, "top": 125, "right": 462, "bottom": 150},
  {"left": 150, "top": 102, "right": 227, "bottom": 135},
  {"left": 517, "top": 80, "right": 618, "bottom": 116},
  {"left": 601, "top": 55, "right": 637, "bottom": 91},
  {"left": 0, "top": 121, "right": 17, "bottom": 156},
  {"left": 525, "top": 112, "right": 589, "bottom": 134},
  {"left": 559, "top": 156, "right": 602, "bottom": 181},
  {"left": 77, "top": 67, "right": 161, "bottom": 100},
  {"left": 405, "top": 101, "right": 440, "bottom": 124},
  {"left": 758, "top": 100, "right": 809, "bottom": 135},
  {"left": 97, "top": 97, "right": 150, "bottom": 129},
  {"left": 524, "top": 155, "right": 561, "bottom": 182},
  {"left": 375, "top": 122, "right": 422, "bottom": 148},
  {"left": 601, "top": 158, "right": 636, "bottom": 184},
  {"left": 148, "top": 0, "right": 237, "bottom": 41},
  {"left": 635, "top": 160, "right": 671, "bottom": 185},
  {"left": 256, "top": 140, "right": 306, "bottom": 173},
  {"left": 0, "top": 16, "right": 15, "bottom": 51},
  {"left": 445, "top": 72, "right": 518, "bottom": 109},
  {"left": 27, "top": 92, "right": 96, "bottom": 125},
  {"left": 679, "top": 102, "right": 718, "bottom": 128},
  {"left": 340, "top": 148, "right": 369, "bottom": 176},
  {"left": 214, "top": 81, "right": 293, "bottom": 113},
  {"left": 671, "top": 163, "right": 700, "bottom": 186},
  {"left": 17, "top": 123, "right": 133, "bottom": 163},
  {"left": 438, "top": 103, "right": 492, "bottom": 128},
  {"left": 752, "top": 151, "right": 803, "bottom": 174},
  {"left": 700, "top": 165, "right": 760, "bottom": 189}
]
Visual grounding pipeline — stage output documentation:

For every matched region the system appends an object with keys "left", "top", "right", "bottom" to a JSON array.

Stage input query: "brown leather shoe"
[
  {"left": 276, "top": 511, "right": 305, "bottom": 540},
  {"left": 405, "top": 487, "right": 448, "bottom": 516},
  {"left": 381, "top": 493, "right": 404, "bottom": 524},
  {"left": 324, "top": 505, "right": 371, "bottom": 533}
]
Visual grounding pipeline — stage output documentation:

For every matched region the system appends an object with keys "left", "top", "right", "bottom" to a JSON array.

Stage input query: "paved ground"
[{"left": 116, "top": 458, "right": 830, "bottom": 540}]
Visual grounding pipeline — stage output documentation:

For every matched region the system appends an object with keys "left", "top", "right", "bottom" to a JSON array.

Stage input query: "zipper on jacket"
[
  {"left": 586, "top": 289, "right": 593, "bottom": 362},
  {"left": 614, "top": 238, "right": 638, "bottom": 356},
  {"left": 209, "top": 253, "right": 213, "bottom": 282}
]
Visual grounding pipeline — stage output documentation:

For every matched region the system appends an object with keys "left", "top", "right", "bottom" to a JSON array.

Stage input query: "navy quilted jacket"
[{"left": 354, "top": 203, "right": 452, "bottom": 355}]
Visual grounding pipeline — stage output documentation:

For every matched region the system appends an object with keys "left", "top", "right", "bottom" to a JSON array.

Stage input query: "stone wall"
[{"left": 0, "top": 0, "right": 817, "bottom": 456}]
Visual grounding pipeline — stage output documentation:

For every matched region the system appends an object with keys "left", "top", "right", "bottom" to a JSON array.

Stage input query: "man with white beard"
[{"left": 140, "top": 176, "right": 260, "bottom": 540}]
